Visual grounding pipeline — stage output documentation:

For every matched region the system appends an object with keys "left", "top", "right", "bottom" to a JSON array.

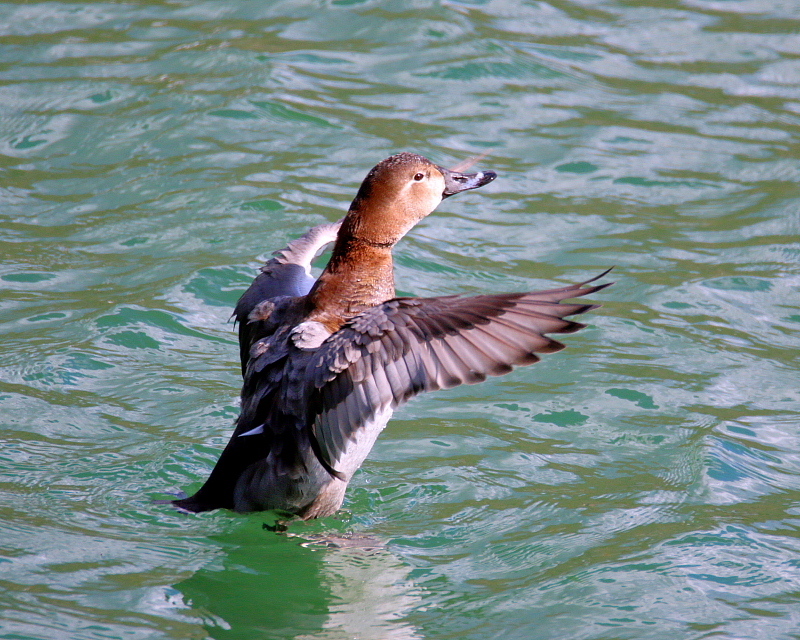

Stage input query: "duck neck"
[{"left": 305, "top": 236, "right": 396, "bottom": 332}]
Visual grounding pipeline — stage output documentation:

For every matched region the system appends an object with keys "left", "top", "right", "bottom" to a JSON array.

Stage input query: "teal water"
[{"left": 2, "top": 0, "right": 800, "bottom": 638}]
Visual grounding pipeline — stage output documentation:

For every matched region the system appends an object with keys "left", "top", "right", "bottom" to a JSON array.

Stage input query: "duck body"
[{"left": 174, "top": 153, "right": 610, "bottom": 518}]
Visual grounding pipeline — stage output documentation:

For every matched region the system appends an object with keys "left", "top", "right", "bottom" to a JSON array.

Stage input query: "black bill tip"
[{"left": 438, "top": 166, "right": 497, "bottom": 198}]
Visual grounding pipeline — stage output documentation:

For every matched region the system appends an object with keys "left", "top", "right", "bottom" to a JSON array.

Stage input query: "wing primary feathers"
[{"left": 301, "top": 270, "right": 611, "bottom": 483}]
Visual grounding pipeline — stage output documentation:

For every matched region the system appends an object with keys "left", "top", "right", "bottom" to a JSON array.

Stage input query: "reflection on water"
[
  {"left": 2, "top": 0, "right": 800, "bottom": 637},
  {"left": 301, "top": 544, "right": 423, "bottom": 640},
  {"left": 175, "top": 530, "right": 423, "bottom": 640}
]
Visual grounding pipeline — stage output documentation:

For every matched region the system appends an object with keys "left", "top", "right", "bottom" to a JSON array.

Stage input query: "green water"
[{"left": 2, "top": 0, "right": 800, "bottom": 638}]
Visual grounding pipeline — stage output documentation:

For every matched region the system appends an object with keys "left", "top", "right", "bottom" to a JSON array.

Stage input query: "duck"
[{"left": 174, "top": 152, "right": 610, "bottom": 519}]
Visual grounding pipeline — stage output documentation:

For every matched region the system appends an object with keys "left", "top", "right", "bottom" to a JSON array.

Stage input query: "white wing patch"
[
  {"left": 323, "top": 405, "right": 395, "bottom": 479},
  {"left": 238, "top": 424, "right": 265, "bottom": 437},
  {"left": 291, "top": 321, "right": 332, "bottom": 350}
]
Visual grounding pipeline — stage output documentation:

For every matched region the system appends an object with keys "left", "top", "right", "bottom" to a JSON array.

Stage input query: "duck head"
[
  {"left": 342, "top": 152, "right": 496, "bottom": 247},
  {"left": 306, "top": 153, "right": 497, "bottom": 330}
]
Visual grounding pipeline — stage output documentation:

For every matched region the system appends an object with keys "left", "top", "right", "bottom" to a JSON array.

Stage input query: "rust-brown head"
[{"left": 340, "top": 152, "right": 496, "bottom": 247}]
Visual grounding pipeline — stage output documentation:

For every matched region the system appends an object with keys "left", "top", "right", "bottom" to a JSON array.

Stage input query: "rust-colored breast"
[{"left": 305, "top": 239, "right": 396, "bottom": 333}]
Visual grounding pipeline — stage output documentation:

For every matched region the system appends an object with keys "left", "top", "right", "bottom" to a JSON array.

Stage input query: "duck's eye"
[{"left": 413, "top": 172, "right": 425, "bottom": 181}]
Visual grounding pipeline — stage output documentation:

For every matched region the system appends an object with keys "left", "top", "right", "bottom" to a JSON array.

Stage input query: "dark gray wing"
[
  {"left": 234, "top": 220, "right": 341, "bottom": 375},
  {"left": 306, "top": 271, "right": 612, "bottom": 475},
  {"left": 173, "top": 315, "right": 311, "bottom": 512}
]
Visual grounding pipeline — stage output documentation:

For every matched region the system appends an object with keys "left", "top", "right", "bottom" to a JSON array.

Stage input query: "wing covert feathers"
[{"left": 308, "top": 272, "right": 612, "bottom": 471}]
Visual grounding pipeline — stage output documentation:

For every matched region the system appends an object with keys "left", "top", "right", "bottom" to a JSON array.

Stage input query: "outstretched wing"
[
  {"left": 234, "top": 220, "right": 341, "bottom": 375},
  {"left": 306, "top": 271, "right": 612, "bottom": 475}
]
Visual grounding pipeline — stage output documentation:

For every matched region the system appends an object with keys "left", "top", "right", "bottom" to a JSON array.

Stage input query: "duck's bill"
[{"left": 438, "top": 166, "right": 497, "bottom": 198}]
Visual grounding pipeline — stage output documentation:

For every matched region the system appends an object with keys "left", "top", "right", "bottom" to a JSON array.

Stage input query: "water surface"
[{"left": 2, "top": 0, "right": 800, "bottom": 638}]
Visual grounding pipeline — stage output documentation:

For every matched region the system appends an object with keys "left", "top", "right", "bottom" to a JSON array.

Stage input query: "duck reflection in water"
[{"left": 174, "top": 153, "right": 611, "bottom": 519}]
